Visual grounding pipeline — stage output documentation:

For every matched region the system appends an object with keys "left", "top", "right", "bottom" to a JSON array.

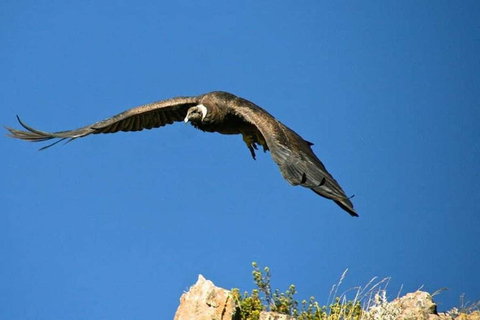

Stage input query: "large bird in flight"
[{"left": 5, "top": 91, "right": 358, "bottom": 216}]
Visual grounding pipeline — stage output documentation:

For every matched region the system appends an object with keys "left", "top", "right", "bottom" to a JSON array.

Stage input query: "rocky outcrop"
[
  {"left": 175, "top": 275, "right": 479, "bottom": 320},
  {"left": 457, "top": 312, "right": 480, "bottom": 320},
  {"left": 173, "top": 275, "right": 295, "bottom": 320},
  {"left": 174, "top": 275, "right": 235, "bottom": 320},
  {"left": 395, "top": 291, "right": 437, "bottom": 318},
  {"left": 357, "top": 290, "right": 479, "bottom": 320}
]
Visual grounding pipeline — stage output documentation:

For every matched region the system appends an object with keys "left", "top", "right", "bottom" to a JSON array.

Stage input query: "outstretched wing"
[
  {"left": 5, "top": 96, "right": 199, "bottom": 150},
  {"left": 227, "top": 94, "right": 357, "bottom": 217}
]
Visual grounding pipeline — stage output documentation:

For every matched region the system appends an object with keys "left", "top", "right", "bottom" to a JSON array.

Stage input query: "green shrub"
[{"left": 232, "top": 262, "right": 362, "bottom": 320}]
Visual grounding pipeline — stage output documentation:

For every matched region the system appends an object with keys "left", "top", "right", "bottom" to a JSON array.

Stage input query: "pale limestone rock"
[
  {"left": 394, "top": 291, "right": 437, "bottom": 319},
  {"left": 174, "top": 275, "right": 235, "bottom": 320},
  {"left": 455, "top": 311, "right": 480, "bottom": 320},
  {"left": 259, "top": 311, "right": 296, "bottom": 320},
  {"left": 363, "top": 290, "right": 450, "bottom": 320},
  {"left": 375, "top": 291, "right": 478, "bottom": 320}
]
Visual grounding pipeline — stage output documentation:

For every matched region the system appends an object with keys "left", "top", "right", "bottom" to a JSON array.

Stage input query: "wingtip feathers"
[{"left": 334, "top": 199, "right": 359, "bottom": 217}]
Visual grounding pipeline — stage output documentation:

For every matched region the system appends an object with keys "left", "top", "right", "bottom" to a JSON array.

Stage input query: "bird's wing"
[
  {"left": 5, "top": 96, "right": 199, "bottom": 150},
  {"left": 228, "top": 95, "right": 357, "bottom": 216}
]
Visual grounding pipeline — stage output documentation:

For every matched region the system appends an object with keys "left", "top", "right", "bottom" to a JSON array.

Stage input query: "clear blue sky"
[{"left": 1, "top": 1, "right": 479, "bottom": 319}]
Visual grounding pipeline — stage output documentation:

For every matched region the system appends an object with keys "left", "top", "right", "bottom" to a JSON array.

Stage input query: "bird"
[{"left": 5, "top": 91, "right": 358, "bottom": 216}]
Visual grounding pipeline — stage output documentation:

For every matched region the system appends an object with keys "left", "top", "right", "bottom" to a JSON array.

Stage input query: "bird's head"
[{"left": 184, "top": 104, "right": 208, "bottom": 124}]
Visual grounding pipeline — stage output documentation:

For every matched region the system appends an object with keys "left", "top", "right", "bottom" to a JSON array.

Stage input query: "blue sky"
[{"left": 1, "top": 1, "right": 479, "bottom": 319}]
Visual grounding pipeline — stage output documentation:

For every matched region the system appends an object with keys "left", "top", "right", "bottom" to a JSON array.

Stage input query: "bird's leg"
[
  {"left": 248, "top": 145, "right": 257, "bottom": 160},
  {"left": 242, "top": 134, "right": 257, "bottom": 160}
]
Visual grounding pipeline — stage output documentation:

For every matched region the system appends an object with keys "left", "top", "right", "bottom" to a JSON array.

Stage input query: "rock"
[
  {"left": 174, "top": 275, "right": 235, "bottom": 320},
  {"left": 455, "top": 311, "right": 480, "bottom": 320},
  {"left": 363, "top": 290, "right": 447, "bottom": 320},
  {"left": 394, "top": 291, "right": 437, "bottom": 319},
  {"left": 363, "top": 290, "right": 479, "bottom": 320},
  {"left": 259, "top": 311, "right": 296, "bottom": 320}
]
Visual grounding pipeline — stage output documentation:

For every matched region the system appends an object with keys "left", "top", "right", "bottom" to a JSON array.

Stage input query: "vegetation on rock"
[
  {"left": 231, "top": 262, "right": 479, "bottom": 320},
  {"left": 232, "top": 262, "right": 362, "bottom": 320}
]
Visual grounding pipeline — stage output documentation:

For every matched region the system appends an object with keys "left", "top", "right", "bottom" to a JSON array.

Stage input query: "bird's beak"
[{"left": 184, "top": 115, "right": 189, "bottom": 123}]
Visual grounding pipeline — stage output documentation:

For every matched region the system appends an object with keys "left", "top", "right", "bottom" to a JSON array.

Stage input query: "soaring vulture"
[{"left": 5, "top": 91, "right": 358, "bottom": 216}]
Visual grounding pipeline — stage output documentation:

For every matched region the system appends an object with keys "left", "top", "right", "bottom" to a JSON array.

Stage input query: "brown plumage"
[{"left": 5, "top": 91, "right": 358, "bottom": 216}]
